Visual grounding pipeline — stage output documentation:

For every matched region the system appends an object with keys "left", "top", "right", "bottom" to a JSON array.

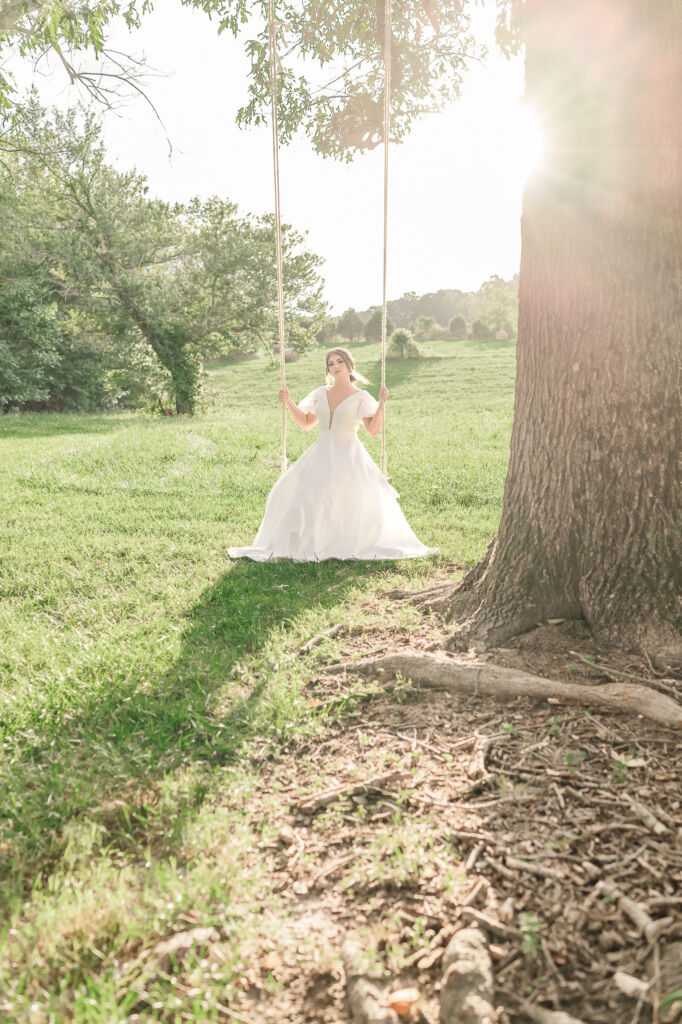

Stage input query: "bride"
[{"left": 228, "top": 347, "right": 436, "bottom": 561}]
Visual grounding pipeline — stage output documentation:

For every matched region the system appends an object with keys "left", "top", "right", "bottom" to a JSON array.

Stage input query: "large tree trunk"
[{"left": 444, "top": 0, "right": 681, "bottom": 654}]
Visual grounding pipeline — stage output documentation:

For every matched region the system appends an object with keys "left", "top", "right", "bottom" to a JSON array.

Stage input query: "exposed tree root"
[
  {"left": 384, "top": 581, "right": 459, "bottom": 615},
  {"left": 342, "top": 938, "right": 399, "bottom": 1024},
  {"left": 386, "top": 557, "right": 551, "bottom": 651},
  {"left": 440, "top": 927, "right": 496, "bottom": 1024},
  {"left": 325, "top": 652, "right": 682, "bottom": 729},
  {"left": 385, "top": 548, "right": 495, "bottom": 620},
  {"left": 650, "top": 643, "right": 682, "bottom": 673},
  {"left": 440, "top": 611, "right": 539, "bottom": 653}
]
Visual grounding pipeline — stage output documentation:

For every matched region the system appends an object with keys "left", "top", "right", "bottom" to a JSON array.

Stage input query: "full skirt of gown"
[{"left": 228, "top": 386, "right": 437, "bottom": 562}]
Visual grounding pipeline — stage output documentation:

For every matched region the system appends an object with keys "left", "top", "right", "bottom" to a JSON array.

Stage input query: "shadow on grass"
[
  {"left": 1, "top": 556, "right": 396, "bottom": 913},
  {"left": 97, "top": 558, "right": 390, "bottom": 765}
]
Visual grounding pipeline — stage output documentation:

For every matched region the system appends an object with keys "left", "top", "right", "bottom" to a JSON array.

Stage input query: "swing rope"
[
  {"left": 380, "top": 0, "right": 392, "bottom": 477},
  {"left": 267, "top": 0, "right": 288, "bottom": 475},
  {"left": 267, "top": 0, "right": 392, "bottom": 478}
]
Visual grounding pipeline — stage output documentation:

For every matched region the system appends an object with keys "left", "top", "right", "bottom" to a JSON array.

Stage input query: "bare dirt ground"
[{"left": 226, "top": 601, "right": 682, "bottom": 1024}]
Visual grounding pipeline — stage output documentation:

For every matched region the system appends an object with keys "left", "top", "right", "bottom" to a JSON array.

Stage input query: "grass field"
[{"left": 0, "top": 338, "right": 515, "bottom": 1022}]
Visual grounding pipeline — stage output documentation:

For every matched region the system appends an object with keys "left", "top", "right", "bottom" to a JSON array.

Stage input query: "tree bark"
[
  {"left": 446, "top": 0, "right": 681, "bottom": 654},
  {"left": 440, "top": 927, "right": 496, "bottom": 1024}
]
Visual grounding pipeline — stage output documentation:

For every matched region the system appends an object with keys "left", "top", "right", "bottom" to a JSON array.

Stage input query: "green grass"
[{"left": 0, "top": 338, "right": 515, "bottom": 1021}]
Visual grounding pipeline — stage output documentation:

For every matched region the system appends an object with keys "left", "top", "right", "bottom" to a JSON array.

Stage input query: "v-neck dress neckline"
[{"left": 325, "top": 388, "right": 359, "bottom": 429}]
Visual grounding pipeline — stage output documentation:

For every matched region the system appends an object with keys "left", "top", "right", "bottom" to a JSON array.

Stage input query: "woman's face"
[{"left": 327, "top": 354, "right": 352, "bottom": 381}]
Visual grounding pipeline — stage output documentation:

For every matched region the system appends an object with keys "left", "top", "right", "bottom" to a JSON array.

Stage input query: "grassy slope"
[{"left": 0, "top": 338, "right": 515, "bottom": 1022}]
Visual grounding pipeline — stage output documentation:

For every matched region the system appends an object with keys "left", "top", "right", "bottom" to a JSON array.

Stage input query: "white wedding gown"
[{"left": 228, "top": 386, "right": 437, "bottom": 562}]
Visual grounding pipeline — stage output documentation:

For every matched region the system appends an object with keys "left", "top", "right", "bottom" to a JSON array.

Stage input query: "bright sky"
[{"left": 15, "top": 2, "right": 527, "bottom": 313}]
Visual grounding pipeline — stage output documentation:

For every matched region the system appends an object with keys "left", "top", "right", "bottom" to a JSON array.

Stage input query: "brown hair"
[{"left": 325, "top": 347, "right": 358, "bottom": 382}]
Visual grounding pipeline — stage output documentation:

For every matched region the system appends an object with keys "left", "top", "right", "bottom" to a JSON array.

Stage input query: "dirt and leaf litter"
[
  {"left": 113, "top": 611, "right": 680, "bottom": 1023},
  {"left": 204, "top": 611, "right": 681, "bottom": 1024}
]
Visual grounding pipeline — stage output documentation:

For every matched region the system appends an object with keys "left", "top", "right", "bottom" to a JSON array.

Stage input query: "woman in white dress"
[{"left": 228, "top": 348, "right": 436, "bottom": 561}]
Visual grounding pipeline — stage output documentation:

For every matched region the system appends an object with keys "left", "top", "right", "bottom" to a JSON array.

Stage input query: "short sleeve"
[
  {"left": 298, "top": 388, "right": 319, "bottom": 414},
  {"left": 357, "top": 391, "right": 379, "bottom": 418}
]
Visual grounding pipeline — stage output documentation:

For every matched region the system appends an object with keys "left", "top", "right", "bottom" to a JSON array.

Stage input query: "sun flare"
[{"left": 506, "top": 103, "right": 545, "bottom": 182}]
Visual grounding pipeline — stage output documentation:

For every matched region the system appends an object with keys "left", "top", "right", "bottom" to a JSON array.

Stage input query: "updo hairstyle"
[{"left": 325, "top": 347, "right": 360, "bottom": 383}]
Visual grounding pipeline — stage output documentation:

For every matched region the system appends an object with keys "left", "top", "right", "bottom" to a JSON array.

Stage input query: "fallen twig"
[
  {"left": 624, "top": 794, "right": 669, "bottom": 836},
  {"left": 505, "top": 855, "right": 564, "bottom": 882},
  {"left": 299, "top": 623, "right": 346, "bottom": 654},
  {"left": 596, "top": 881, "right": 673, "bottom": 942},
  {"left": 459, "top": 907, "right": 521, "bottom": 941},
  {"left": 311, "top": 854, "right": 355, "bottom": 886},
  {"left": 468, "top": 732, "right": 509, "bottom": 778},
  {"left": 613, "top": 970, "right": 651, "bottom": 1000},
  {"left": 293, "top": 771, "right": 412, "bottom": 813}
]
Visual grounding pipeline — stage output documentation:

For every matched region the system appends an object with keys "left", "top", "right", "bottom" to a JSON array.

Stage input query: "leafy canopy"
[{"left": 0, "top": 1, "right": 523, "bottom": 156}]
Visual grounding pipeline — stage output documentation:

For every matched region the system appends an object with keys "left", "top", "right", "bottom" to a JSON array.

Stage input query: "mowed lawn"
[{"left": 0, "top": 338, "right": 515, "bottom": 1021}]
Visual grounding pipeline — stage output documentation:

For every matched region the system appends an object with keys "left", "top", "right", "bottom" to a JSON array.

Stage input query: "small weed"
[
  {"left": 519, "top": 911, "right": 543, "bottom": 957},
  {"left": 564, "top": 749, "right": 587, "bottom": 772}
]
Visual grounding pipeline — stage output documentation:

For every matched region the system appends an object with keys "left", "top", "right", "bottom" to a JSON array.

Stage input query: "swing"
[{"left": 267, "top": 0, "right": 392, "bottom": 478}]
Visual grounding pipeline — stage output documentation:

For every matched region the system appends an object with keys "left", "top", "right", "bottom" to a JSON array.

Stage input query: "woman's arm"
[
  {"left": 362, "top": 387, "right": 389, "bottom": 436},
  {"left": 279, "top": 386, "right": 317, "bottom": 430}
]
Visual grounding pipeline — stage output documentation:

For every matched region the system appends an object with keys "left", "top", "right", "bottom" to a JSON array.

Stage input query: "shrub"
[
  {"left": 387, "top": 328, "right": 422, "bottom": 359},
  {"left": 448, "top": 314, "right": 467, "bottom": 338},
  {"left": 470, "top": 319, "right": 495, "bottom": 340}
]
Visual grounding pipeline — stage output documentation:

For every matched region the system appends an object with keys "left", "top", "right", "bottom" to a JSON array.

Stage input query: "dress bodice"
[{"left": 298, "top": 386, "right": 378, "bottom": 438}]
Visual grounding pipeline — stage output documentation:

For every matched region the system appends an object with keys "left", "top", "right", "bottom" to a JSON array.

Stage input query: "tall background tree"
[
  {"left": 0, "top": 100, "right": 326, "bottom": 413},
  {"left": 468, "top": 274, "right": 518, "bottom": 338},
  {"left": 187, "top": 195, "right": 325, "bottom": 360},
  {"left": 363, "top": 307, "right": 394, "bottom": 342},
  {"left": 336, "top": 307, "right": 364, "bottom": 342},
  {"left": 4, "top": 101, "right": 205, "bottom": 412}
]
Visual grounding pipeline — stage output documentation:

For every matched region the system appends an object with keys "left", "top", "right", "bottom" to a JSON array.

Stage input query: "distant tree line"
[
  {"left": 0, "top": 99, "right": 326, "bottom": 415},
  {"left": 322, "top": 275, "right": 519, "bottom": 347}
]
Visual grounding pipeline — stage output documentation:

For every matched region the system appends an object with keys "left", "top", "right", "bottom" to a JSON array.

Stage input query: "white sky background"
[{"left": 13, "top": 2, "right": 526, "bottom": 313}]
